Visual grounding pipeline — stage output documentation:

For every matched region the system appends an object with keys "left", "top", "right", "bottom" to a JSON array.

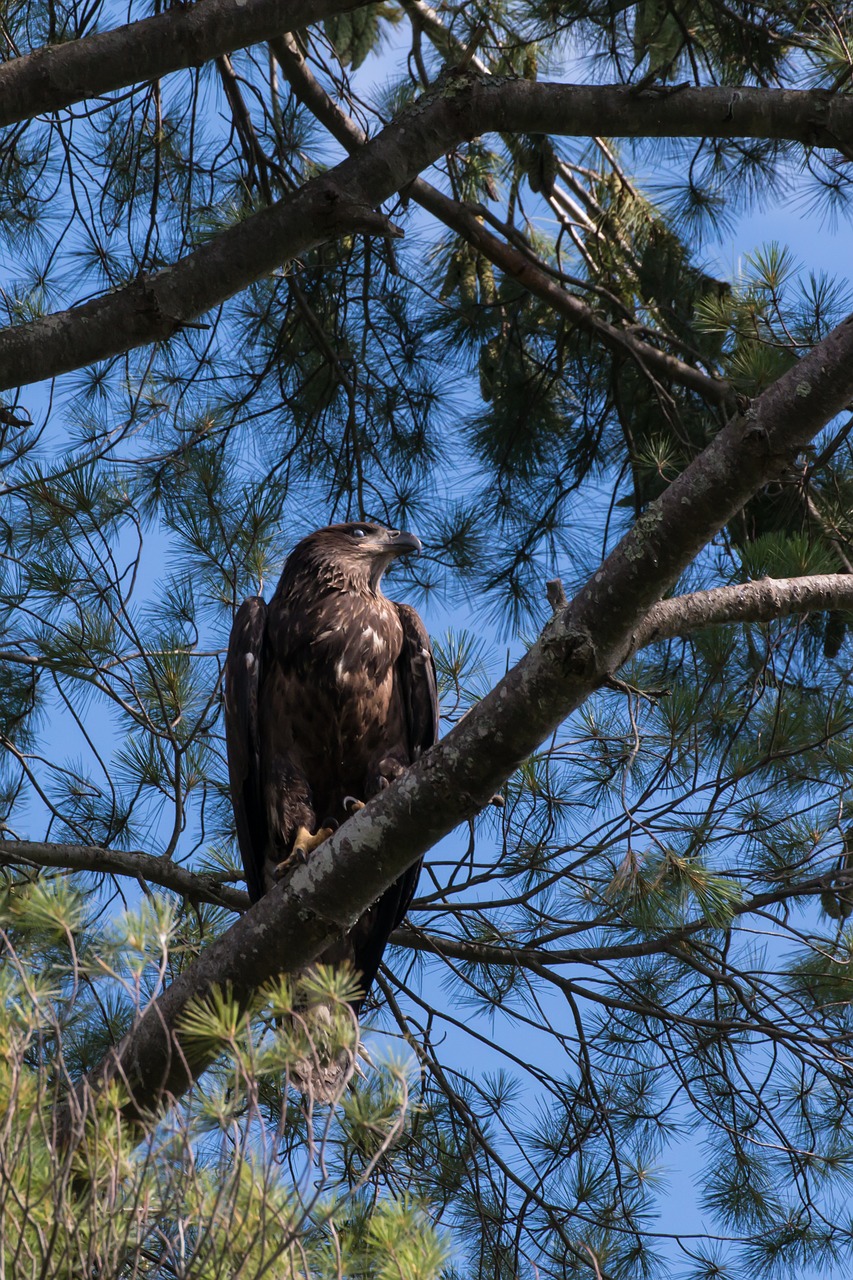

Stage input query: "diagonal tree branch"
[
  {"left": 3, "top": 77, "right": 852, "bottom": 392},
  {"left": 396, "top": 0, "right": 724, "bottom": 393},
  {"left": 411, "top": 182, "right": 732, "bottom": 404},
  {"left": 59, "top": 300, "right": 853, "bottom": 1138},
  {"left": 0, "top": 0, "right": 360, "bottom": 128}
]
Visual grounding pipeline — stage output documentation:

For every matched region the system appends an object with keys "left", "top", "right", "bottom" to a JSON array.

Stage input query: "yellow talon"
[{"left": 274, "top": 825, "right": 334, "bottom": 878}]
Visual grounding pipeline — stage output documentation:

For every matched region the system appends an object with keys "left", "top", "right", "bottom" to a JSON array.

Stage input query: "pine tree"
[{"left": 3, "top": 1, "right": 853, "bottom": 1275}]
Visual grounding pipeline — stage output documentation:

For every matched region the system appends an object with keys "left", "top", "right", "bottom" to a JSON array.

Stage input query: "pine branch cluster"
[{"left": 2, "top": 0, "right": 853, "bottom": 1275}]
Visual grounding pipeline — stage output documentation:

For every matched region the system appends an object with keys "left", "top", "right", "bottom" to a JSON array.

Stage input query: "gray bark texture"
[
  {"left": 7, "top": 566, "right": 853, "bottom": 912},
  {"left": 61, "top": 306, "right": 853, "bottom": 1136},
  {"left": 631, "top": 573, "right": 853, "bottom": 650},
  {"left": 0, "top": 0, "right": 360, "bottom": 127}
]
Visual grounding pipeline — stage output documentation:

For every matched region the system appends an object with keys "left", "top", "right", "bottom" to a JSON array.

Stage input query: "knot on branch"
[
  {"left": 540, "top": 613, "right": 598, "bottom": 679},
  {"left": 546, "top": 577, "right": 568, "bottom": 612},
  {"left": 312, "top": 179, "right": 404, "bottom": 241}
]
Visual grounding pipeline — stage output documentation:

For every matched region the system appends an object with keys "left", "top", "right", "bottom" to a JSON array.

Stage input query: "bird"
[{"left": 224, "top": 522, "right": 438, "bottom": 1084}]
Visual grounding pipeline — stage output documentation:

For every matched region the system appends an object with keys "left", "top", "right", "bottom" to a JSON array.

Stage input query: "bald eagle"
[{"left": 224, "top": 522, "right": 437, "bottom": 1018}]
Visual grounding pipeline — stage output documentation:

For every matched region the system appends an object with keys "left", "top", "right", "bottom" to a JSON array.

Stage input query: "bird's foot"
[
  {"left": 343, "top": 796, "right": 365, "bottom": 815},
  {"left": 274, "top": 825, "right": 335, "bottom": 879}
]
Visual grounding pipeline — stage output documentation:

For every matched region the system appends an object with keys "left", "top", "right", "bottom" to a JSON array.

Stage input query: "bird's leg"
[
  {"left": 373, "top": 757, "right": 405, "bottom": 792},
  {"left": 274, "top": 824, "right": 335, "bottom": 878},
  {"left": 343, "top": 796, "right": 365, "bottom": 815},
  {"left": 293, "top": 824, "right": 336, "bottom": 859}
]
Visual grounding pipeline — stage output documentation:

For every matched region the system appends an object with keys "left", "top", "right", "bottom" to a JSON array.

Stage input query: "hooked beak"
[{"left": 386, "top": 529, "right": 422, "bottom": 557}]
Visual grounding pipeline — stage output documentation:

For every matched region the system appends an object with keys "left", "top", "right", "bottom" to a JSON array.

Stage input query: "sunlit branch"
[{"left": 632, "top": 573, "right": 853, "bottom": 651}]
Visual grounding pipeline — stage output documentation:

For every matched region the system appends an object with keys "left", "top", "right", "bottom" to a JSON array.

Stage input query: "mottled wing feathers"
[
  {"left": 395, "top": 601, "right": 439, "bottom": 760},
  {"left": 386, "top": 602, "right": 439, "bottom": 935},
  {"left": 224, "top": 596, "right": 268, "bottom": 904}
]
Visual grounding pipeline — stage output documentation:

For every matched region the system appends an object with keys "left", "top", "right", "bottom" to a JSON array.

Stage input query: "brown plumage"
[{"left": 224, "top": 522, "right": 437, "bottom": 1015}]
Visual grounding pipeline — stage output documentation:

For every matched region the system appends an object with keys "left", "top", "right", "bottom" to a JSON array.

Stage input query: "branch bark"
[
  {"left": 632, "top": 573, "right": 853, "bottom": 651},
  {"left": 8, "top": 0, "right": 849, "bottom": 155},
  {"left": 59, "top": 301, "right": 853, "bottom": 1135},
  {"left": 3, "top": 76, "right": 851, "bottom": 392},
  {"left": 0, "top": 0, "right": 359, "bottom": 128},
  {"left": 0, "top": 840, "right": 249, "bottom": 912}
]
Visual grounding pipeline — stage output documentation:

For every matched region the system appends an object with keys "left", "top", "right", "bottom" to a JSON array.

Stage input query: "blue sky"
[{"left": 6, "top": 19, "right": 853, "bottom": 1274}]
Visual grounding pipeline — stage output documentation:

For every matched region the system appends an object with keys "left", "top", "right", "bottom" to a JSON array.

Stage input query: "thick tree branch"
[
  {"left": 3, "top": 76, "right": 852, "bottom": 391},
  {"left": 0, "top": 840, "right": 249, "bottom": 911},
  {"left": 59, "top": 302, "right": 853, "bottom": 1138},
  {"left": 0, "top": 0, "right": 359, "bottom": 128},
  {"left": 632, "top": 573, "right": 853, "bottom": 650}
]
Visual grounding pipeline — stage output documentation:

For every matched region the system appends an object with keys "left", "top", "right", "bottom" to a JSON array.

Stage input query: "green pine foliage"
[
  {"left": 0, "top": 882, "right": 448, "bottom": 1279},
  {"left": 3, "top": 0, "right": 853, "bottom": 1276}
]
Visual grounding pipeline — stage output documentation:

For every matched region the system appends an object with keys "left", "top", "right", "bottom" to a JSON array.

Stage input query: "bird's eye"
[{"left": 351, "top": 528, "right": 367, "bottom": 539}]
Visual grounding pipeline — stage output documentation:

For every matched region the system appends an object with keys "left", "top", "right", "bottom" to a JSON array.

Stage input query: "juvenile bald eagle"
[{"left": 224, "top": 522, "right": 437, "bottom": 1016}]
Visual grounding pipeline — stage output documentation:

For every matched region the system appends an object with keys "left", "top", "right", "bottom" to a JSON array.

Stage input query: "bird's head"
[{"left": 296, "top": 522, "right": 422, "bottom": 593}]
